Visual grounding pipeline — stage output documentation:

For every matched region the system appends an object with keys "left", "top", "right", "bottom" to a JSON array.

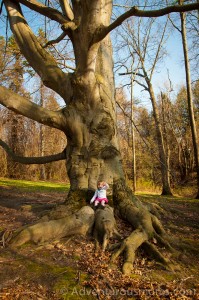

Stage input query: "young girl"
[{"left": 90, "top": 181, "right": 109, "bottom": 207}]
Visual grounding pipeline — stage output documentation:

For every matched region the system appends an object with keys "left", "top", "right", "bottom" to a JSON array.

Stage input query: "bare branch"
[
  {"left": 0, "top": 0, "right": 4, "bottom": 14},
  {"left": 116, "top": 101, "right": 166, "bottom": 166},
  {"left": 150, "top": 16, "right": 169, "bottom": 80},
  {"left": 0, "top": 139, "right": 66, "bottom": 164},
  {"left": 142, "top": 18, "right": 155, "bottom": 62},
  {"left": 0, "top": 86, "right": 66, "bottom": 131},
  {"left": 133, "top": 79, "right": 148, "bottom": 91},
  {"left": 93, "top": 3, "right": 199, "bottom": 43},
  {"left": 119, "top": 71, "right": 146, "bottom": 78},
  {"left": 43, "top": 32, "right": 67, "bottom": 48},
  {"left": 168, "top": 15, "right": 181, "bottom": 33},
  {"left": 167, "top": 69, "right": 174, "bottom": 92}
]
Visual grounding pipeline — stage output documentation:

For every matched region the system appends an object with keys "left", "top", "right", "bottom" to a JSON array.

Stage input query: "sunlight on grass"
[
  {"left": 135, "top": 191, "right": 197, "bottom": 203},
  {"left": 135, "top": 183, "right": 197, "bottom": 200},
  {"left": 0, "top": 178, "right": 70, "bottom": 192}
]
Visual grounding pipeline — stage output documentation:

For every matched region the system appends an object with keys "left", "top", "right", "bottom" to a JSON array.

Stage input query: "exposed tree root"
[
  {"left": 6, "top": 180, "right": 177, "bottom": 276},
  {"left": 110, "top": 228, "right": 148, "bottom": 275},
  {"left": 110, "top": 179, "right": 175, "bottom": 274},
  {"left": 151, "top": 214, "right": 166, "bottom": 235},
  {"left": 145, "top": 201, "right": 166, "bottom": 218},
  {"left": 142, "top": 241, "right": 170, "bottom": 267},
  {"left": 93, "top": 205, "right": 121, "bottom": 251},
  {"left": 9, "top": 206, "right": 95, "bottom": 247}
]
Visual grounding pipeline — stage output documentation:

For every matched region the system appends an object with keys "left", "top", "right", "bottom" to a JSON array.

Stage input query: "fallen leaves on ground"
[{"left": 0, "top": 187, "right": 199, "bottom": 299}]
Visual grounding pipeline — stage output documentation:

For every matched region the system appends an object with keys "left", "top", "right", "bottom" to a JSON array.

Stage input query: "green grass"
[
  {"left": 0, "top": 178, "right": 70, "bottom": 193},
  {"left": 135, "top": 192, "right": 198, "bottom": 203}
]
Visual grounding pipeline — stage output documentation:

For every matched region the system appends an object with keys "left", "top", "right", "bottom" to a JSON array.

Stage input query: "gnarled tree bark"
[
  {"left": 9, "top": 206, "right": 94, "bottom": 247},
  {"left": 93, "top": 206, "right": 121, "bottom": 252}
]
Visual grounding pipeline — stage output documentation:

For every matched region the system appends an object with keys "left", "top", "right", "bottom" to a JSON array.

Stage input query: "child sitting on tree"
[{"left": 90, "top": 181, "right": 109, "bottom": 207}]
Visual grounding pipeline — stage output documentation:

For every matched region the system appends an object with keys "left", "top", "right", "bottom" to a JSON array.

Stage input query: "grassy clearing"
[
  {"left": 0, "top": 178, "right": 70, "bottom": 193},
  {"left": 135, "top": 178, "right": 197, "bottom": 199},
  {"left": 135, "top": 191, "right": 199, "bottom": 203}
]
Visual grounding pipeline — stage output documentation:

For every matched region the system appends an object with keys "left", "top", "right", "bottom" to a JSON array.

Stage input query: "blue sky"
[
  {"left": 154, "top": 30, "right": 186, "bottom": 89},
  {"left": 0, "top": 2, "right": 195, "bottom": 111},
  {"left": 113, "top": 13, "right": 191, "bottom": 110}
]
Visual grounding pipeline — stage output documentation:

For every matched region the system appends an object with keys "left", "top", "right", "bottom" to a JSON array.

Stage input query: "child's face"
[{"left": 97, "top": 181, "right": 104, "bottom": 190}]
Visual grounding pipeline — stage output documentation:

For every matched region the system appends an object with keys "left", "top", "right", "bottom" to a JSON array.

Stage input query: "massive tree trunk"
[
  {"left": 59, "top": 3, "right": 124, "bottom": 208},
  {"left": 1, "top": 0, "right": 198, "bottom": 274}
]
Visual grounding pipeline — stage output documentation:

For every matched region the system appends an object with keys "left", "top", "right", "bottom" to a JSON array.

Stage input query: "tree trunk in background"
[
  {"left": 180, "top": 4, "right": 199, "bottom": 199},
  {"left": 6, "top": 109, "right": 25, "bottom": 179},
  {"left": 161, "top": 92, "right": 172, "bottom": 189},
  {"left": 39, "top": 83, "right": 46, "bottom": 181},
  {"left": 6, "top": 50, "right": 25, "bottom": 179},
  {"left": 147, "top": 82, "right": 172, "bottom": 195},
  {"left": 131, "top": 71, "right": 136, "bottom": 192}
]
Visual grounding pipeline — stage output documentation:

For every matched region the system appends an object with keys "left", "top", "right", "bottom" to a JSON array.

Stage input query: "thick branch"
[
  {"left": 94, "top": 3, "right": 199, "bottom": 42},
  {"left": 0, "top": 86, "right": 66, "bottom": 130},
  {"left": 59, "top": 0, "right": 74, "bottom": 20},
  {"left": 18, "top": 0, "right": 77, "bottom": 32},
  {"left": 5, "top": 0, "right": 72, "bottom": 102},
  {"left": 0, "top": 139, "right": 66, "bottom": 164},
  {"left": 150, "top": 17, "right": 169, "bottom": 80},
  {"left": 18, "top": 0, "right": 70, "bottom": 23}
]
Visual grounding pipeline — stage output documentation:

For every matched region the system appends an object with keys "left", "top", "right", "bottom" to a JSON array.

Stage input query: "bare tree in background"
[{"left": 116, "top": 6, "right": 172, "bottom": 195}]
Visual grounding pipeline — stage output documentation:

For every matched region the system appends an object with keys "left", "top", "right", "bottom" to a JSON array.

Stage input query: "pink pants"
[{"left": 94, "top": 198, "right": 108, "bottom": 206}]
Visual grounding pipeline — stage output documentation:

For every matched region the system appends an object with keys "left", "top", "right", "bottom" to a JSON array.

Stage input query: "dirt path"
[{"left": 0, "top": 186, "right": 199, "bottom": 299}]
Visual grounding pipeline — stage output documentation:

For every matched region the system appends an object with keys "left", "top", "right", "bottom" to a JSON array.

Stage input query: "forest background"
[{"left": 0, "top": 0, "right": 198, "bottom": 197}]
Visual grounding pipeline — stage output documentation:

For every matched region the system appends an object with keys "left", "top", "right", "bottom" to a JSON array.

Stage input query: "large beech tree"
[{"left": 0, "top": 1, "right": 199, "bottom": 274}]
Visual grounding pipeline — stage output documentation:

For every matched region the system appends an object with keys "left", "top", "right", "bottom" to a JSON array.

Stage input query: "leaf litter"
[{"left": 0, "top": 186, "right": 198, "bottom": 299}]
